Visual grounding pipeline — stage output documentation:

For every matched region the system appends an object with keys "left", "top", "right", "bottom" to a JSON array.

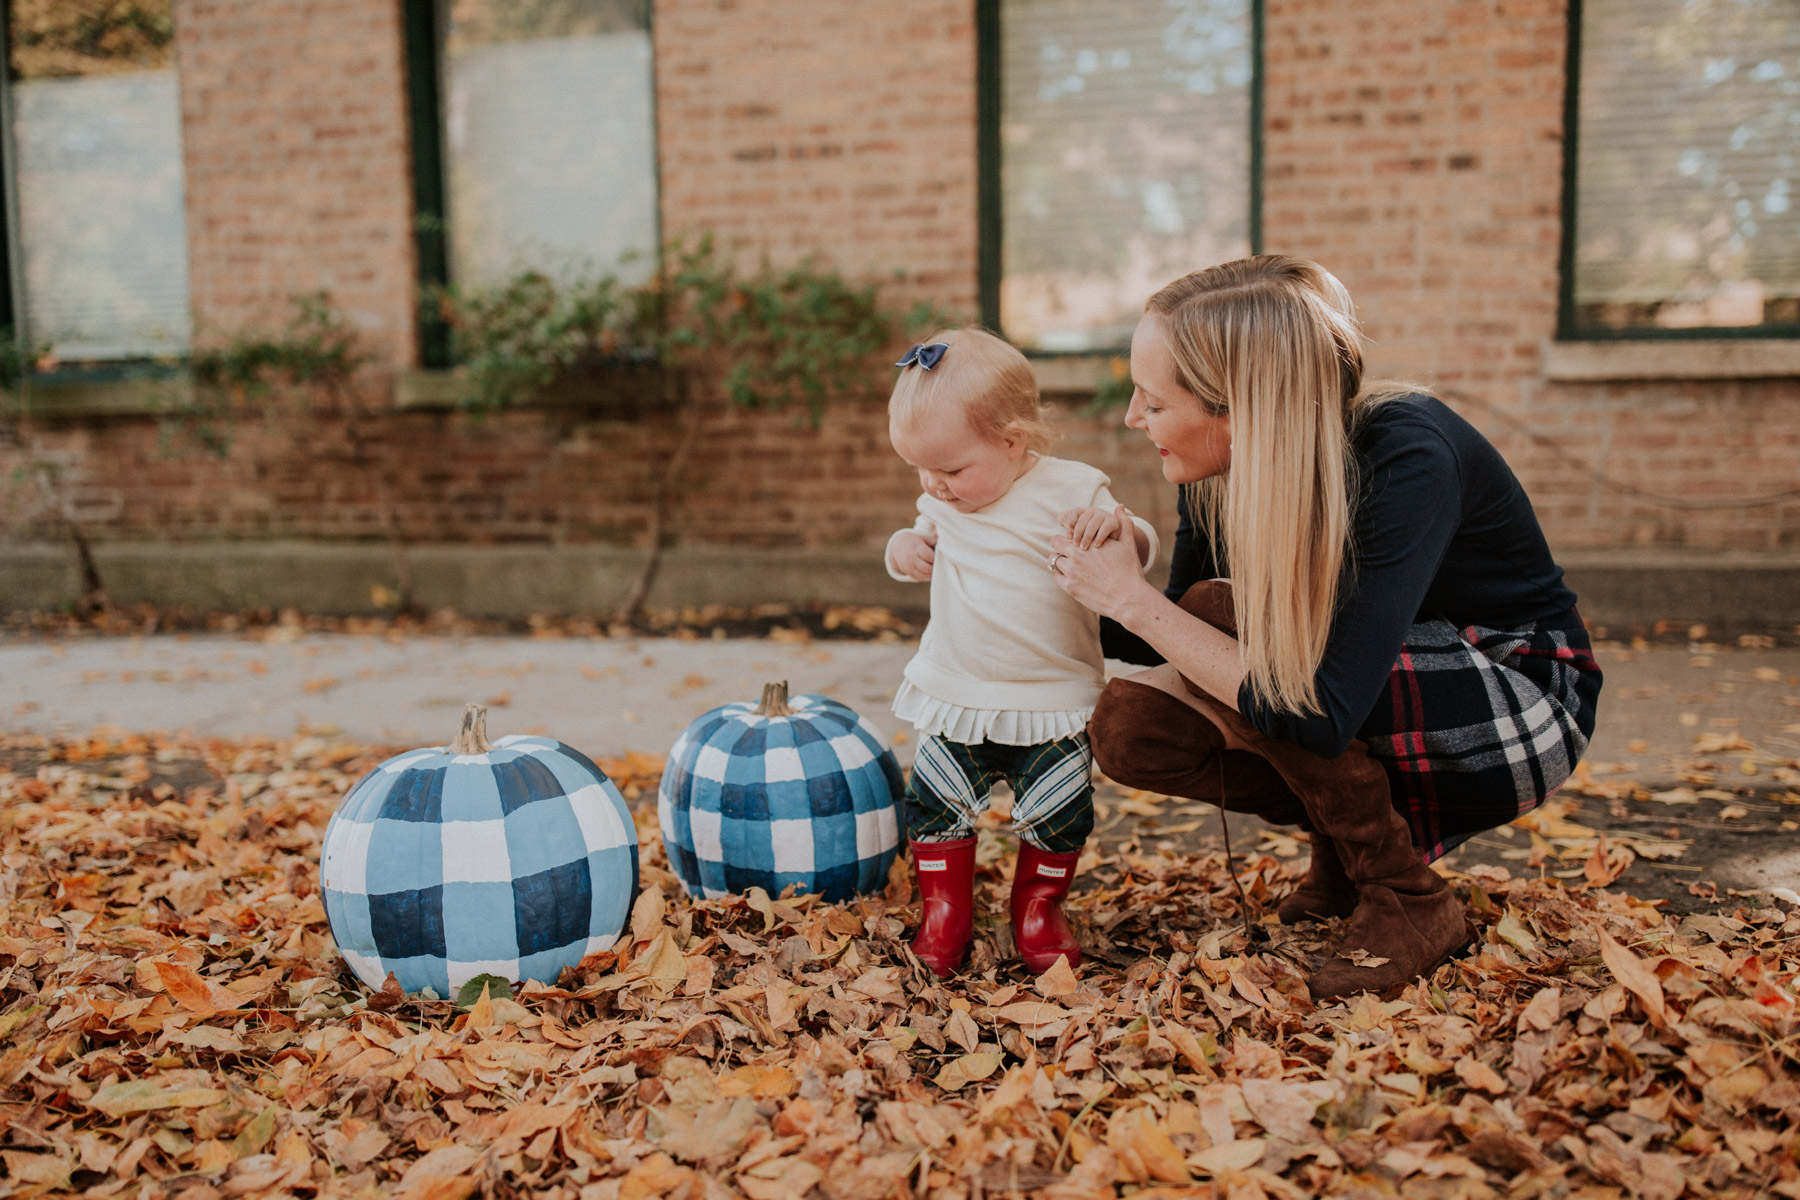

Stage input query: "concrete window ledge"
[
  {"left": 1029, "top": 354, "right": 1124, "bottom": 398},
  {"left": 5, "top": 541, "right": 1799, "bottom": 628},
  {"left": 9, "top": 373, "right": 193, "bottom": 416},
  {"left": 1543, "top": 338, "right": 1800, "bottom": 382}
]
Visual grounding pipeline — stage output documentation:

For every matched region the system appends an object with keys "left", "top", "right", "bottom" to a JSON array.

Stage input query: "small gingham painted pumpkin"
[
  {"left": 320, "top": 705, "right": 637, "bottom": 997},
  {"left": 659, "top": 681, "right": 902, "bottom": 901}
]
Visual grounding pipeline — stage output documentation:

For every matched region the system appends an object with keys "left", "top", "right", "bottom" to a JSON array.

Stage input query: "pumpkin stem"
[
  {"left": 451, "top": 703, "right": 493, "bottom": 754},
  {"left": 754, "top": 680, "right": 792, "bottom": 717}
]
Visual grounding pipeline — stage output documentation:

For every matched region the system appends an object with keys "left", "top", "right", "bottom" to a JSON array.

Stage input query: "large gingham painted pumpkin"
[
  {"left": 659, "top": 681, "right": 902, "bottom": 901},
  {"left": 320, "top": 705, "right": 637, "bottom": 997}
]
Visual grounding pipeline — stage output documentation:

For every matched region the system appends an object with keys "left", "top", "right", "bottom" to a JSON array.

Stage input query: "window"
[
  {"left": 408, "top": 0, "right": 660, "bottom": 363},
  {"left": 1563, "top": 0, "right": 1800, "bottom": 338},
  {"left": 2, "top": 0, "right": 192, "bottom": 362},
  {"left": 981, "top": 0, "right": 1259, "bottom": 354}
]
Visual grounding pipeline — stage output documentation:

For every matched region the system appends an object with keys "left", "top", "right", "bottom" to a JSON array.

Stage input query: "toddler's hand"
[
  {"left": 1059, "top": 505, "right": 1126, "bottom": 551},
  {"left": 891, "top": 530, "right": 937, "bottom": 579}
]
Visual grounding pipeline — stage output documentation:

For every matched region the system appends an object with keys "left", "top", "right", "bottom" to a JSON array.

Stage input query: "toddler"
[{"left": 885, "top": 328, "right": 1157, "bottom": 976}]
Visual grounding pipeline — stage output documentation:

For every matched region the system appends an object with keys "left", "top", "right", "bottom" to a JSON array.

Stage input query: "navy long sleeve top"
[{"left": 1101, "top": 393, "right": 1581, "bottom": 758}]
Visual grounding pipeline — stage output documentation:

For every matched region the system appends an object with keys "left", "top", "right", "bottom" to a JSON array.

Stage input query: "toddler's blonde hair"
[{"left": 888, "top": 327, "right": 1057, "bottom": 453}]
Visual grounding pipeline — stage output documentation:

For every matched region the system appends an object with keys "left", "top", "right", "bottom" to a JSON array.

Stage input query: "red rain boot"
[
  {"left": 1011, "top": 843, "right": 1083, "bottom": 974},
  {"left": 909, "top": 838, "right": 976, "bottom": 976}
]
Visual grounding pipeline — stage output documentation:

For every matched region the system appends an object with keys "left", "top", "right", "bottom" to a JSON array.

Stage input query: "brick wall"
[
  {"left": 1261, "top": 0, "right": 1800, "bottom": 550},
  {"left": 653, "top": 0, "right": 980, "bottom": 316},
  {"left": 3, "top": 0, "right": 1796, "bottom": 587},
  {"left": 174, "top": 0, "right": 418, "bottom": 363},
  {"left": 0, "top": 396, "right": 1172, "bottom": 555}
]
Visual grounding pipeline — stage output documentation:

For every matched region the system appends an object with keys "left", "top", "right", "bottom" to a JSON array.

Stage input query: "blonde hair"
[
  {"left": 888, "top": 327, "right": 1057, "bottom": 453},
  {"left": 1147, "top": 255, "right": 1416, "bottom": 717}
]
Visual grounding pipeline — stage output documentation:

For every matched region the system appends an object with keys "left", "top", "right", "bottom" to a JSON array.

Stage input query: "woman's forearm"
[{"left": 1112, "top": 583, "right": 1247, "bottom": 711}]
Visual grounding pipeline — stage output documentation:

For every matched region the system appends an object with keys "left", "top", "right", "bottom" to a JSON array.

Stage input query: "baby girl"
[{"left": 885, "top": 328, "right": 1157, "bottom": 976}]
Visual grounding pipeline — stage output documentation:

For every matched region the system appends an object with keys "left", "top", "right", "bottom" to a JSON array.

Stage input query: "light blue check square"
[
  {"left": 324, "top": 888, "right": 375, "bottom": 957},
  {"left": 587, "top": 844, "right": 636, "bottom": 937},
  {"left": 367, "top": 819, "right": 444, "bottom": 892},
  {"left": 504, "top": 797, "right": 587, "bottom": 877},
  {"left": 439, "top": 764, "right": 503, "bottom": 822},
  {"left": 440, "top": 881, "right": 519, "bottom": 962}
]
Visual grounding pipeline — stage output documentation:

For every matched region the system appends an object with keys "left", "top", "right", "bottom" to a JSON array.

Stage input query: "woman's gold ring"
[{"left": 1047, "top": 553, "right": 1065, "bottom": 575}]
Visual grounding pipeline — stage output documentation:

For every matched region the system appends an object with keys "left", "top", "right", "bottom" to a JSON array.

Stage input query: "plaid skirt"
[{"left": 1358, "top": 613, "right": 1602, "bottom": 862}]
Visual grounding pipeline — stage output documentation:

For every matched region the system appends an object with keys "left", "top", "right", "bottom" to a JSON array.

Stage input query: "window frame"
[
  {"left": 975, "top": 0, "right": 1264, "bottom": 358},
  {"left": 1556, "top": 0, "right": 1800, "bottom": 343},
  {"left": 0, "top": 0, "right": 190, "bottom": 381},
  {"left": 401, "top": 0, "right": 665, "bottom": 372}
]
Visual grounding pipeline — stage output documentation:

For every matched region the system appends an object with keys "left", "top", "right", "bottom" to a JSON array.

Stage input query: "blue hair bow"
[{"left": 895, "top": 342, "right": 950, "bottom": 370}]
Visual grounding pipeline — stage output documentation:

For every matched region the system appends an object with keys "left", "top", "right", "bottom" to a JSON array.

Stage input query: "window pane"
[
  {"left": 1574, "top": 0, "right": 1800, "bottom": 331},
  {"left": 1001, "top": 0, "right": 1253, "bottom": 352},
  {"left": 442, "top": 0, "right": 658, "bottom": 290},
  {"left": 8, "top": 0, "right": 192, "bottom": 361}
]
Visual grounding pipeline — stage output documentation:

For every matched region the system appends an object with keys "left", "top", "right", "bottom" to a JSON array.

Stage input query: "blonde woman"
[{"left": 1051, "top": 256, "right": 1602, "bottom": 999}]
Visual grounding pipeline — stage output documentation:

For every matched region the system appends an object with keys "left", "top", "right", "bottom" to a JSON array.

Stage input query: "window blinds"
[
  {"left": 7, "top": 0, "right": 191, "bottom": 363},
  {"left": 1000, "top": 0, "right": 1253, "bottom": 352},
  {"left": 1574, "top": 0, "right": 1800, "bottom": 329},
  {"left": 442, "top": 0, "right": 659, "bottom": 291}
]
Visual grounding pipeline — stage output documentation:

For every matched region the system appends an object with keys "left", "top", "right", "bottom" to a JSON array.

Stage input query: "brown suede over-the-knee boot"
[
  {"left": 1089, "top": 679, "right": 1355, "bottom": 923},
  {"left": 1169, "top": 580, "right": 1470, "bottom": 999},
  {"left": 1161, "top": 579, "right": 1357, "bottom": 923}
]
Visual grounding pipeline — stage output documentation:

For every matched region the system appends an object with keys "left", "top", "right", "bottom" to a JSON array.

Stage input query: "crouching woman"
[{"left": 1048, "top": 255, "right": 1603, "bottom": 998}]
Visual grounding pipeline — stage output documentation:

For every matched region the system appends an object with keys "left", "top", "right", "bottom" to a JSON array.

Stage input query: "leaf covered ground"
[{"left": 0, "top": 731, "right": 1796, "bottom": 1200}]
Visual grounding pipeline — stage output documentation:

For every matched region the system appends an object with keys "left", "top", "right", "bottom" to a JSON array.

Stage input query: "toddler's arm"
[
  {"left": 1059, "top": 503, "right": 1156, "bottom": 567},
  {"left": 885, "top": 514, "right": 938, "bottom": 581}
]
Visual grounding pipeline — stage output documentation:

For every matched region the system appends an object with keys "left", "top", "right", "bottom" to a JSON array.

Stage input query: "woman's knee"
[
  {"left": 1176, "top": 577, "right": 1236, "bottom": 636},
  {"left": 1088, "top": 676, "right": 1220, "bottom": 790}
]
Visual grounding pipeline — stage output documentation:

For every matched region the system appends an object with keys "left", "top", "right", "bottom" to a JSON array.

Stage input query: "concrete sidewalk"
[
  {"left": 4, "top": 630, "right": 1797, "bottom": 912},
  {"left": 3, "top": 630, "right": 1796, "bottom": 777}
]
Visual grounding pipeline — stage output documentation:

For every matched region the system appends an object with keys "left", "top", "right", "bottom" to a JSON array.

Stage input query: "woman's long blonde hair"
[{"left": 1147, "top": 255, "right": 1411, "bottom": 717}]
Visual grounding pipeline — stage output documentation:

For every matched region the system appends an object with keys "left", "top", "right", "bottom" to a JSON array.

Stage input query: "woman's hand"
[{"left": 1049, "top": 507, "right": 1157, "bottom": 620}]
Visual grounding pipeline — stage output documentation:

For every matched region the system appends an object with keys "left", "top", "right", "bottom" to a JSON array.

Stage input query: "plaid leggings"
[{"left": 904, "top": 732, "right": 1095, "bottom": 853}]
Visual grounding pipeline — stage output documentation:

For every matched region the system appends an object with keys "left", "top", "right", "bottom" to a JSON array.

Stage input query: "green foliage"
[
  {"left": 436, "top": 236, "right": 933, "bottom": 424},
  {"left": 188, "top": 294, "right": 368, "bottom": 396},
  {"left": 427, "top": 270, "right": 653, "bottom": 411},
  {"left": 454, "top": 974, "right": 515, "bottom": 1008},
  {"left": 162, "top": 296, "right": 371, "bottom": 458},
  {"left": 1086, "top": 354, "right": 1135, "bottom": 413}
]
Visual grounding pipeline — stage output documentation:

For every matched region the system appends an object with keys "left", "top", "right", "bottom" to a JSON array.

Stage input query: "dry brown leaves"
[
  {"left": 0, "top": 732, "right": 1797, "bottom": 1200},
  {"left": 0, "top": 603, "right": 917, "bottom": 645}
]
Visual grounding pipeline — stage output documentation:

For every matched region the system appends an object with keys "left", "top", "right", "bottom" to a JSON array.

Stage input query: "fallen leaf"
[
  {"left": 1454, "top": 1057, "right": 1507, "bottom": 1095},
  {"left": 1035, "top": 953, "right": 1078, "bottom": 998},
  {"left": 1597, "top": 929, "right": 1669, "bottom": 1029},
  {"left": 1189, "top": 1138, "right": 1266, "bottom": 1174},
  {"left": 88, "top": 1080, "right": 228, "bottom": 1118},
  {"left": 398, "top": 1145, "right": 482, "bottom": 1191},
  {"left": 936, "top": 1052, "right": 1002, "bottom": 1092}
]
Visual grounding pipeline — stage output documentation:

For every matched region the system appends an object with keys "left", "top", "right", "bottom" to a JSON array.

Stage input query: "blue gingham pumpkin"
[
  {"left": 320, "top": 706, "right": 637, "bottom": 997},
  {"left": 659, "top": 681, "right": 902, "bottom": 901}
]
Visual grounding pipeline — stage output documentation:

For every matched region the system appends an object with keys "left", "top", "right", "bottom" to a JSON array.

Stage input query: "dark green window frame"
[
  {"left": 403, "top": 0, "right": 450, "bottom": 369},
  {"left": 975, "top": 0, "right": 1264, "bottom": 357},
  {"left": 401, "top": 0, "right": 663, "bottom": 371},
  {"left": 0, "top": 0, "right": 187, "bottom": 384},
  {"left": 1557, "top": 0, "right": 1800, "bottom": 343}
]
